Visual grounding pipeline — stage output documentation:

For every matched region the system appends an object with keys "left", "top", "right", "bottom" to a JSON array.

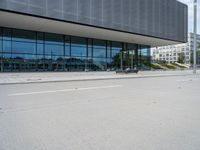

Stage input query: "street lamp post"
[{"left": 193, "top": 0, "right": 197, "bottom": 74}]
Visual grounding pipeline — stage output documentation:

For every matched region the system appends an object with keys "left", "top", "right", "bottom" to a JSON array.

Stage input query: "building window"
[
  {"left": 44, "top": 33, "right": 64, "bottom": 57},
  {"left": 45, "top": 44, "right": 64, "bottom": 56},
  {"left": 111, "top": 42, "right": 122, "bottom": 58},
  {"left": 0, "top": 27, "right": 151, "bottom": 72},
  {"left": 65, "top": 36, "right": 70, "bottom": 56},
  {"left": 12, "top": 41, "right": 36, "bottom": 54},
  {"left": 71, "top": 36, "right": 87, "bottom": 57},
  {"left": 12, "top": 29, "right": 36, "bottom": 43},
  {"left": 93, "top": 39, "right": 106, "bottom": 58},
  {"left": 3, "top": 40, "right": 11, "bottom": 53}
]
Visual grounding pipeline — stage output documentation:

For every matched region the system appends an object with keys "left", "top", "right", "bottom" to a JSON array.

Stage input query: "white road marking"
[{"left": 8, "top": 85, "right": 122, "bottom": 96}]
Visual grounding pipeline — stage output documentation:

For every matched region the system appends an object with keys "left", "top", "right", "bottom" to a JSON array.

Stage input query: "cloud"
[{"left": 177, "top": 0, "right": 200, "bottom": 34}]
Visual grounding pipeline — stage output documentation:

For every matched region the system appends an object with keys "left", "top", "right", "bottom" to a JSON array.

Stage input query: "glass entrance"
[{"left": 121, "top": 44, "right": 137, "bottom": 70}]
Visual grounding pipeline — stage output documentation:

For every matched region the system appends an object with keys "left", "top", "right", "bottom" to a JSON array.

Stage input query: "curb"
[{"left": 0, "top": 73, "right": 196, "bottom": 85}]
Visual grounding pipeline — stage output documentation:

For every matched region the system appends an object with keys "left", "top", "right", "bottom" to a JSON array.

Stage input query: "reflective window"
[
  {"left": 138, "top": 45, "right": 151, "bottom": 69},
  {"left": 92, "top": 58, "right": 107, "bottom": 71},
  {"left": 0, "top": 38, "right": 2, "bottom": 53},
  {"left": 107, "top": 42, "right": 111, "bottom": 58},
  {"left": 111, "top": 42, "right": 122, "bottom": 58},
  {"left": 93, "top": 48, "right": 106, "bottom": 58},
  {"left": 112, "top": 50, "right": 121, "bottom": 58},
  {"left": 0, "top": 27, "right": 151, "bottom": 72},
  {"left": 88, "top": 39, "right": 92, "bottom": 47},
  {"left": 37, "top": 44, "right": 44, "bottom": 55},
  {"left": 140, "top": 46, "right": 150, "bottom": 56},
  {"left": 45, "top": 33, "right": 64, "bottom": 45},
  {"left": 71, "top": 46, "right": 87, "bottom": 57},
  {"left": 2, "top": 53, "right": 12, "bottom": 72},
  {"left": 44, "top": 33, "right": 64, "bottom": 56},
  {"left": 45, "top": 55, "right": 64, "bottom": 60},
  {"left": 0, "top": 28, "right": 2, "bottom": 53},
  {"left": 93, "top": 39, "right": 106, "bottom": 58},
  {"left": 71, "top": 37, "right": 87, "bottom": 57},
  {"left": 37, "top": 32, "right": 44, "bottom": 43},
  {"left": 67, "top": 57, "right": 86, "bottom": 72},
  {"left": 65, "top": 45, "right": 70, "bottom": 56},
  {"left": 65, "top": 36, "right": 70, "bottom": 56},
  {"left": 107, "top": 58, "right": 112, "bottom": 67},
  {"left": 3, "top": 28, "right": 11, "bottom": 40},
  {"left": 71, "top": 36, "right": 87, "bottom": 47},
  {"left": 2, "top": 53, "right": 12, "bottom": 59},
  {"left": 93, "top": 39, "right": 106, "bottom": 48},
  {"left": 88, "top": 39, "right": 92, "bottom": 57},
  {"left": 3, "top": 40, "right": 11, "bottom": 53},
  {"left": 12, "top": 41, "right": 36, "bottom": 54},
  {"left": 12, "top": 29, "right": 36, "bottom": 42},
  {"left": 12, "top": 54, "right": 37, "bottom": 72},
  {"left": 111, "top": 52, "right": 121, "bottom": 70},
  {"left": 127, "top": 43, "right": 137, "bottom": 50},
  {"left": 65, "top": 36, "right": 70, "bottom": 45},
  {"left": 88, "top": 47, "right": 92, "bottom": 57},
  {"left": 112, "top": 42, "right": 122, "bottom": 49},
  {"left": 37, "top": 54, "right": 44, "bottom": 59},
  {"left": 12, "top": 53, "right": 36, "bottom": 60},
  {"left": 45, "top": 44, "right": 64, "bottom": 56},
  {"left": 0, "top": 27, "right": 2, "bottom": 39}
]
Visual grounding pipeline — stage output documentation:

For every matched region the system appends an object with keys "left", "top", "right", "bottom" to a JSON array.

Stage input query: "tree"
[
  {"left": 197, "top": 44, "right": 200, "bottom": 65},
  {"left": 190, "top": 52, "right": 193, "bottom": 64},
  {"left": 178, "top": 52, "right": 185, "bottom": 64}
]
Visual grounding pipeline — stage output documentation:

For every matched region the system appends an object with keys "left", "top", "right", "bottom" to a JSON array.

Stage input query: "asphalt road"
[{"left": 0, "top": 74, "right": 200, "bottom": 150}]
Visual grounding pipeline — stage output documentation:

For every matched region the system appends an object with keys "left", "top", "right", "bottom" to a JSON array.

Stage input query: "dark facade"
[
  {"left": 0, "top": 0, "right": 187, "bottom": 42},
  {"left": 0, "top": 0, "right": 187, "bottom": 72}
]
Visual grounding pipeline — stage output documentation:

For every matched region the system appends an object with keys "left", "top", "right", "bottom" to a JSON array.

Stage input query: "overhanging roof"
[{"left": 0, "top": 10, "right": 183, "bottom": 47}]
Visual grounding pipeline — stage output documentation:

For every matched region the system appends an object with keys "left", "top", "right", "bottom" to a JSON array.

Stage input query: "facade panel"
[{"left": 0, "top": 0, "right": 187, "bottom": 43}]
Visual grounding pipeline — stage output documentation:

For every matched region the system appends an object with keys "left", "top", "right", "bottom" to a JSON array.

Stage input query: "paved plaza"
[{"left": 0, "top": 72, "right": 200, "bottom": 150}]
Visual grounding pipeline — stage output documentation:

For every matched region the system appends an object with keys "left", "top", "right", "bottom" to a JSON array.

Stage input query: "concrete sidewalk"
[{"left": 0, "top": 70, "right": 199, "bottom": 85}]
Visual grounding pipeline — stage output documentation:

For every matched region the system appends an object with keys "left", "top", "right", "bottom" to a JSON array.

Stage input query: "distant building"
[
  {"left": 152, "top": 33, "right": 200, "bottom": 65},
  {"left": 188, "top": 33, "right": 200, "bottom": 65}
]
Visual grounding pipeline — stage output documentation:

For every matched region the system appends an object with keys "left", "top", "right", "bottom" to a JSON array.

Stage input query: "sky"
[{"left": 178, "top": 0, "right": 200, "bottom": 34}]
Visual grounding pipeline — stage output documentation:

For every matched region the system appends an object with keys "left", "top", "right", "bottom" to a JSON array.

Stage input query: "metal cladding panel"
[
  {"left": 63, "top": 0, "right": 78, "bottom": 22},
  {"left": 91, "top": 0, "right": 103, "bottom": 26},
  {"left": 102, "top": 0, "right": 112, "bottom": 28},
  {"left": 0, "top": 0, "right": 187, "bottom": 43},
  {"left": 183, "top": 3, "right": 188, "bottom": 42}
]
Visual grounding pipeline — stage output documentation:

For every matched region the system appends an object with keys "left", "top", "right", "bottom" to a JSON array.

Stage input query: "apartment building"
[{"left": 152, "top": 33, "right": 200, "bottom": 65}]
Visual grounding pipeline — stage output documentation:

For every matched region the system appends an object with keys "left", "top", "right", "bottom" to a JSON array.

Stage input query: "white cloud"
[{"left": 177, "top": 0, "right": 200, "bottom": 34}]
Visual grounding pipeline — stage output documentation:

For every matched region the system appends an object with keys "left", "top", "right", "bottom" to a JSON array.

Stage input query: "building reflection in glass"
[{"left": 0, "top": 27, "right": 151, "bottom": 72}]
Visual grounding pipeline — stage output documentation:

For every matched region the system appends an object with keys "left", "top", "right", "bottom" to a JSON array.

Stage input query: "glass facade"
[{"left": 0, "top": 27, "right": 151, "bottom": 72}]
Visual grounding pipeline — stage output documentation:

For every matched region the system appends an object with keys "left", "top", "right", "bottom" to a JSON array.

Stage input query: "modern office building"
[
  {"left": 0, "top": 0, "right": 187, "bottom": 72},
  {"left": 152, "top": 33, "right": 200, "bottom": 65}
]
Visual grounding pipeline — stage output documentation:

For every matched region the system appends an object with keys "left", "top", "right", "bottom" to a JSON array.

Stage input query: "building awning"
[{"left": 0, "top": 10, "right": 183, "bottom": 47}]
